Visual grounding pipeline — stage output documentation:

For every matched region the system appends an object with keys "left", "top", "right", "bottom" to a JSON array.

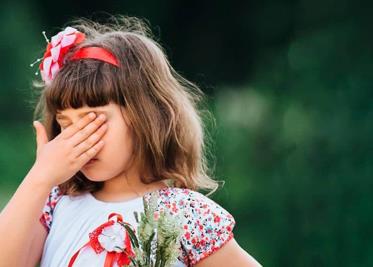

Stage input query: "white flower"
[{"left": 98, "top": 222, "right": 127, "bottom": 253}]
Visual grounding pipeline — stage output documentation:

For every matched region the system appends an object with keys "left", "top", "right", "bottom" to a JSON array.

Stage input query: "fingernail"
[{"left": 89, "top": 112, "right": 96, "bottom": 119}]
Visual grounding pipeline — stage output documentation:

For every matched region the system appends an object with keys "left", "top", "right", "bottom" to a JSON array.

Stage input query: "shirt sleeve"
[
  {"left": 39, "top": 185, "right": 62, "bottom": 233},
  {"left": 178, "top": 189, "right": 236, "bottom": 266}
]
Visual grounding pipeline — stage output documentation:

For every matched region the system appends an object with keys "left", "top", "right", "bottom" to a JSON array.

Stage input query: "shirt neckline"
[{"left": 86, "top": 185, "right": 170, "bottom": 206}]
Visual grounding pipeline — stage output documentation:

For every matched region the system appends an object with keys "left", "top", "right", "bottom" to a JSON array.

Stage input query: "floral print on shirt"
[{"left": 40, "top": 186, "right": 236, "bottom": 266}]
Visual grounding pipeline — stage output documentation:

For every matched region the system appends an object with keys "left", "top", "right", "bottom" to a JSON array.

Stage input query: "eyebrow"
[{"left": 56, "top": 110, "right": 107, "bottom": 120}]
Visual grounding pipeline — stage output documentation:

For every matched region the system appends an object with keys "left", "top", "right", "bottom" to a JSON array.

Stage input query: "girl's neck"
[{"left": 92, "top": 180, "right": 169, "bottom": 203}]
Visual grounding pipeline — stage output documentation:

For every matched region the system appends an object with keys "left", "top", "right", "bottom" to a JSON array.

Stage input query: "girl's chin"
[
  {"left": 83, "top": 174, "right": 108, "bottom": 182},
  {"left": 80, "top": 168, "right": 108, "bottom": 182}
]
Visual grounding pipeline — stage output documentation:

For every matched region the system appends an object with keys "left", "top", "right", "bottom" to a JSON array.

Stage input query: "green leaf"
[
  {"left": 144, "top": 231, "right": 156, "bottom": 265},
  {"left": 120, "top": 222, "right": 140, "bottom": 248}
]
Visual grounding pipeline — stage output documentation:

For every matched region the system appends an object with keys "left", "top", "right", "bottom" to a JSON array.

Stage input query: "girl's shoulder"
[
  {"left": 150, "top": 187, "right": 236, "bottom": 266},
  {"left": 153, "top": 186, "right": 234, "bottom": 219}
]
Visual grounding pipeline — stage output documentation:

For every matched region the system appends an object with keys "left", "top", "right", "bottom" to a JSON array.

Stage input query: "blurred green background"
[{"left": 1, "top": 0, "right": 372, "bottom": 266}]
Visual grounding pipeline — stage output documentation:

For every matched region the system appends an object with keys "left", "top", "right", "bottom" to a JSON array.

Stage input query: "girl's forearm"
[{"left": 0, "top": 165, "right": 53, "bottom": 265}]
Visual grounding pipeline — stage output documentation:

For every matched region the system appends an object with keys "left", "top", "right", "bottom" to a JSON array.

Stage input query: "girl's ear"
[{"left": 33, "top": 121, "right": 49, "bottom": 157}]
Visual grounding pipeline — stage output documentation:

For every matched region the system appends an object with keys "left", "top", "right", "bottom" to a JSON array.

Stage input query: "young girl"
[{"left": 0, "top": 15, "right": 262, "bottom": 267}]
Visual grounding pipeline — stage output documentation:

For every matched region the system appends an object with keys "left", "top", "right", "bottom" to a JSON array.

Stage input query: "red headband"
[
  {"left": 70, "top": 47, "right": 120, "bottom": 67},
  {"left": 35, "top": 26, "right": 120, "bottom": 85}
]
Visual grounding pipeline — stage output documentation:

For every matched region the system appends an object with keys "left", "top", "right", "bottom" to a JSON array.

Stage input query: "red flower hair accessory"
[{"left": 30, "top": 27, "right": 120, "bottom": 85}]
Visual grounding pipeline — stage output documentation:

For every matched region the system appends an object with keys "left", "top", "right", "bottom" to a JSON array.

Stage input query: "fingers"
[
  {"left": 59, "top": 112, "right": 97, "bottom": 140},
  {"left": 72, "top": 122, "right": 108, "bottom": 159},
  {"left": 69, "top": 113, "right": 107, "bottom": 147},
  {"left": 77, "top": 139, "right": 105, "bottom": 165}
]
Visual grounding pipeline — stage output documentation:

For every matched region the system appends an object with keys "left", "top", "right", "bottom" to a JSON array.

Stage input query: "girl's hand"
[{"left": 31, "top": 112, "right": 107, "bottom": 187}]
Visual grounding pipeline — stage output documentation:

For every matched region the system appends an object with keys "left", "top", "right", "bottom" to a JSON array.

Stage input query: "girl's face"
[{"left": 56, "top": 102, "right": 136, "bottom": 182}]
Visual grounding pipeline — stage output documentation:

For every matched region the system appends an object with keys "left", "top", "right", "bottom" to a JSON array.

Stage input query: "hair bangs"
[{"left": 45, "top": 59, "right": 124, "bottom": 114}]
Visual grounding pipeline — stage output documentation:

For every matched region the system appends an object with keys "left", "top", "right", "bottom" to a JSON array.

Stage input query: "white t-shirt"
[{"left": 39, "top": 185, "right": 236, "bottom": 267}]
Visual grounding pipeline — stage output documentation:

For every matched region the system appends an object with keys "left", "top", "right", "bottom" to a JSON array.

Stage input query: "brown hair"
[{"left": 32, "top": 15, "right": 223, "bottom": 197}]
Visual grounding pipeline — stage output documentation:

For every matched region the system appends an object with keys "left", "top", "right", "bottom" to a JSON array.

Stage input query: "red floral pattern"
[{"left": 40, "top": 186, "right": 236, "bottom": 266}]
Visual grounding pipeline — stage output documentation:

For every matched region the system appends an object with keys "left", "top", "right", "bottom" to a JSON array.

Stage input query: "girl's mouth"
[{"left": 85, "top": 158, "right": 98, "bottom": 165}]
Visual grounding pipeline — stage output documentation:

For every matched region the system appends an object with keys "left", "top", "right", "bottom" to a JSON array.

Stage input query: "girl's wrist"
[{"left": 25, "top": 163, "right": 56, "bottom": 189}]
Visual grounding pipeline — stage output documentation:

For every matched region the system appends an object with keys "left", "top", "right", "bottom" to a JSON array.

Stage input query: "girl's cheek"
[{"left": 102, "top": 122, "right": 111, "bottom": 139}]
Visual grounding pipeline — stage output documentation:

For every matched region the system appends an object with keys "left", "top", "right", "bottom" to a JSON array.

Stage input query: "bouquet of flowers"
[{"left": 118, "top": 191, "right": 184, "bottom": 267}]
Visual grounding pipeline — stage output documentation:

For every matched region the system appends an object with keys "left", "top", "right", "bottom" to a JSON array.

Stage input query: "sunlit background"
[{"left": 0, "top": 1, "right": 372, "bottom": 266}]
